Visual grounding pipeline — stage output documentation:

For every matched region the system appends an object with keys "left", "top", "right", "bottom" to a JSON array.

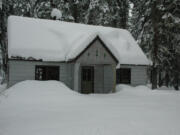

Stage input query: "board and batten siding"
[
  {"left": 120, "top": 65, "right": 148, "bottom": 86},
  {"left": 8, "top": 60, "right": 74, "bottom": 88},
  {"left": 94, "top": 65, "right": 104, "bottom": 93},
  {"left": 103, "top": 65, "right": 115, "bottom": 93},
  {"left": 76, "top": 39, "right": 117, "bottom": 65},
  {"left": 75, "top": 38, "right": 117, "bottom": 93}
]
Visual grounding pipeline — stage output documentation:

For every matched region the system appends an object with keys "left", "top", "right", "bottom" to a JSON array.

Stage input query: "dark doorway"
[
  {"left": 116, "top": 68, "right": 131, "bottom": 84},
  {"left": 35, "top": 66, "right": 59, "bottom": 81},
  {"left": 81, "top": 66, "right": 94, "bottom": 94}
]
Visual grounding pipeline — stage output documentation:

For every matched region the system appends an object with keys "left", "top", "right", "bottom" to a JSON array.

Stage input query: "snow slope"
[
  {"left": 0, "top": 81, "right": 180, "bottom": 135},
  {"left": 8, "top": 16, "right": 149, "bottom": 65}
]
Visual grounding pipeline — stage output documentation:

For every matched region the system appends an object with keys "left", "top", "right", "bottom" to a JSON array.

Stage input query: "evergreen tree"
[
  {"left": 0, "top": 0, "right": 14, "bottom": 82},
  {"left": 160, "top": 0, "right": 180, "bottom": 90},
  {"left": 130, "top": 0, "right": 180, "bottom": 89}
]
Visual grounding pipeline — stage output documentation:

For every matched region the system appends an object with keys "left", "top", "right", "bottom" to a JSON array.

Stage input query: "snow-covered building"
[{"left": 7, "top": 16, "right": 149, "bottom": 93}]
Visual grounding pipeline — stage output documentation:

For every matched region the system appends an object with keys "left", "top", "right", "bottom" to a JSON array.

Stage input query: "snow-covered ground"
[
  {"left": 0, "top": 83, "right": 7, "bottom": 93},
  {"left": 0, "top": 81, "right": 180, "bottom": 135}
]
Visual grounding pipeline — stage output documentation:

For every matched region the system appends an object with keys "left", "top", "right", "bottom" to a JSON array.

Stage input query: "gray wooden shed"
[{"left": 8, "top": 16, "right": 150, "bottom": 94}]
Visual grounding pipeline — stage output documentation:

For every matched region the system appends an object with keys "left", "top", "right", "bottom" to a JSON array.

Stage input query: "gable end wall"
[{"left": 76, "top": 38, "right": 117, "bottom": 65}]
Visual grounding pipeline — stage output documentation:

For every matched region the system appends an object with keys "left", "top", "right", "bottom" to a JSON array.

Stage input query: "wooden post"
[
  {"left": 112, "top": 64, "right": 116, "bottom": 93},
  {"left": 74, "top": 63, "right": 80, "bottom": 92}
]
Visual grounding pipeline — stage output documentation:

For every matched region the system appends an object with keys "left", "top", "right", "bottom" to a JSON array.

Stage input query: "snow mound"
[
  {"left": 116, "top": 84, "right": 180, "bottom": 95},
  {"left": 8, "top": 16, "right": 149, "bottom": 65},
  {"left": 51, "top": 8, "right": 62, "bottom": 20},
  {"left": 116, "top": 84, "right": 151, "bottom": 93},
  {"left": 2, "top": 80, "right": 78, "bottom": 103},
  {"left": 7, "top": 80, "right": 76, "bottom": 94}
]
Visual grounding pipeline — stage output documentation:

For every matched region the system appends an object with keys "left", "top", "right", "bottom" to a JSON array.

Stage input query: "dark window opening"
[
  {"left": 35, "top": 66, "right": 59, "bottom": 81},
  {"left": 116, "top": 68, "right": 131, "bottom": 84},
  {"left": 82, "top": 68, "right": 93, "bottom": 81}
]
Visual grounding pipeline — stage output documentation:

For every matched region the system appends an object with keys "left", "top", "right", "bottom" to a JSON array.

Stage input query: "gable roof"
[
  {"left": 8, "top": 16, "right": 150, "bottom": 65},
  {"left": 71, "top": 36, "right": 119, "bottom": 63}
]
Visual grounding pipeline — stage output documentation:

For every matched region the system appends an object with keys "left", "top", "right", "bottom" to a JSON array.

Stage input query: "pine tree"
[
  {"left": 130, "top": 0, "right": 180, "bottom": 89},
  {"left": 0, "top": 0, "right": 14, "bottom": 82},
  {"left": 160, "top": 0, "right": 180, "bottom": 90}
]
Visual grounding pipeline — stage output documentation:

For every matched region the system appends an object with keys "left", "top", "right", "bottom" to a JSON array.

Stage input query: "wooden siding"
[
  {"left": 120, "top": 65, "right": 148, "bottom": 86},
  {"left": 94, "top": 65, "right": 104, "bottom": 93},
  {"left": 104, "top": 65, "right": 114, "bottom": 93},
  {"left": 76, "top": 39, "right": 117, "bottom": 65},
  {"left": 8, "top": 60, "right": 74, "bottom": 88},
  {"left": 75, "top": 38, "right": 117, "bottom": 93},
  {"left": 77, "top": 64, "right": 115, "bottom": 93},
  {"left": 73, "top": 63, "right": 80, "bottom": 92}
]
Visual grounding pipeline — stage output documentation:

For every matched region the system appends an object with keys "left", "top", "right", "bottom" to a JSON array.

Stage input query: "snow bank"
[
  {"left": 5, "top": 80, "right": 77, "bottom": 98},
  {"left": 8, "top": 16, "right": 149, "bottom": 65},
  {"left": 0, "top": 81, "right": 180, "bottom": 135},
  {"left": 0, "top": 80, "right": 79, "bottom": 106},
  {"left": 116, "top": 84, "right": 180, "bottom": 96},
  {"left": 0, "top": 83, "right": 7, "bottom": 95},
  {"left": 116, "top": 84, "right": 151, "bottom": 92}
]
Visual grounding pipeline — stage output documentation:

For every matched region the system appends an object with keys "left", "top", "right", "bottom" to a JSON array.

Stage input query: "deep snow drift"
[{"left": 0, "top": 81, "right": 180, "bottom": 135}]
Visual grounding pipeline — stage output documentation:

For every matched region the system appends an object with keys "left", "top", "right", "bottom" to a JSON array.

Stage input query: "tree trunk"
[
  {"left": 151, "top": 1, "right": 159, "bottom": 90},
  {"left": 158, "top": 69, "right": 163, "bottom": 87},
  {"left": 116, "top": 0, "right": 128, "bottom": 29},
  {"left": 174, "top": 55, "right": 179, "bottom": 90},
  {"left": 174, "top": 74, "right": 179, "bottom": 90},
  {"left": 72, "top": 4, "right": 78, "bottom": 23},
  {"left": 152, "top": 66, "right": 157, "bottom": 89},
  {"left": 165, "top": 72, "right": 169, "bottom": 87},
  {"left": 50, "top": 0, "right": 55, "bottom": 8}
]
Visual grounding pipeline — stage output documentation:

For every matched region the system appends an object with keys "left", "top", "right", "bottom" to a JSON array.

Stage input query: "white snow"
[
  {"left": 162, "top": 13, "right": 180, "bottom": 23},
  {"left": 8, "top": 16, "right": 149, "bottom": 65},
  {"left": 0, "top": 83, "right": 7, "bottom": 94},
  {"left": 51, "top": 8, "right": 62, "bottom": 20},
  {"left": 0, "top": 80, "right": 180, "bottom": 135}
]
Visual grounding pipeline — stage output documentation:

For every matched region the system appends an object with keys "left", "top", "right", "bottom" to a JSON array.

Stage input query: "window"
[
  {"left": 82, "top": 67, "right": 93, "bottom": 81},
  {"left": 35, "top": 66, "right": 59, "bottom": 81},
  {"left": 116, "top": 68, "right": 131, "bottom": 84}
]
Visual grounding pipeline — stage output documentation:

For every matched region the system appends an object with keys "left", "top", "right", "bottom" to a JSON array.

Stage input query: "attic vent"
[{"left": 96, "top": 50, "right": 98, "bottom": 57}]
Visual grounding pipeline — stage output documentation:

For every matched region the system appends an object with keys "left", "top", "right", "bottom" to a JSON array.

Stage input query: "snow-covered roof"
[{"left": 8, "top": 16, "right": 149, "bottom": 65}]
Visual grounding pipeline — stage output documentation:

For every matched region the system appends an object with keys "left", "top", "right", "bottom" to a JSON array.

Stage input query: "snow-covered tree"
[
  {"left": 51, "top": 8, "right": 62, "bottom": 20},
  {"left": 130, "top": 0, "right": 180, "bottom": 90}
]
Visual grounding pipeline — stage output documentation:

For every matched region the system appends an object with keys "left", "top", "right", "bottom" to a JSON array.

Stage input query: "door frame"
[{"left": 81, "top": 66, "right": 94, "bottom": 94}]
